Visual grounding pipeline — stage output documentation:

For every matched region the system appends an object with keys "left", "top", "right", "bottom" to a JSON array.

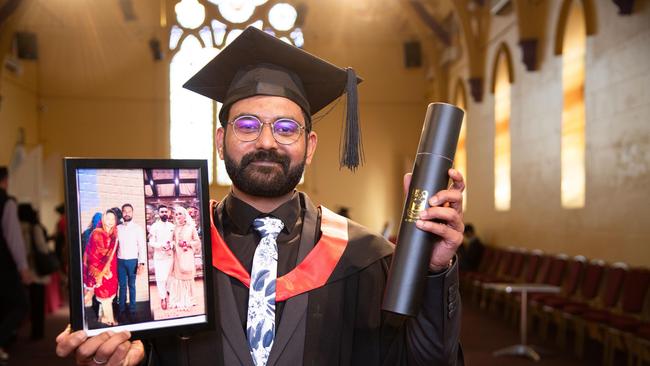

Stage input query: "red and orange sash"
[{"left": 209, "top": 200, "right": 348, "bottom": 301}]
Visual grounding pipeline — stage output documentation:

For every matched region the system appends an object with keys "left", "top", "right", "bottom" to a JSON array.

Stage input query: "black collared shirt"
[{"left": 220, "top": 191, "right": 303, "bottom": 331}]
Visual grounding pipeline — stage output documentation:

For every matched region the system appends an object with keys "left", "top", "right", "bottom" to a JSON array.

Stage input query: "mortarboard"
[{"left": 183, "top": 26, "right": 363, "bottom": 170}]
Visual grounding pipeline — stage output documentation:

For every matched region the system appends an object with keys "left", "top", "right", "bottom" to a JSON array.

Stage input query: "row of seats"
[{"left": 460, "top": 246, "right": 650, "bottom": 366}]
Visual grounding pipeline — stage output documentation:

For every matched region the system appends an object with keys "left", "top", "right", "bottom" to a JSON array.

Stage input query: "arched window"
[
  {"left": 491, "top": 44, "right": 514, "bottom": 211},
  {"left": 559, "top": 0, "right": 587, "bottom": 208},
  {"left": 453, "top": 80, "right": 468, "bottom": 211},
  {"left": 169, "top": 0, "right": 304, "bottom": 185}
]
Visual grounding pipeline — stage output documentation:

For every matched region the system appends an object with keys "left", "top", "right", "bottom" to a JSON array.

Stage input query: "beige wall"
[
  {"left": 0, "top": 61, "right": 39, "bottom": 165},
  {"left": 449, "top": 1, "right": 650, "bottom": 266},
  {"left": 2, "top": 0, "right": 649, "bottom": 266}
]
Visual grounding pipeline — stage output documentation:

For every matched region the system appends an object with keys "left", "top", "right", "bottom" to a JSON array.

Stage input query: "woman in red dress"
[{"left": 82, "top": 210, "right": 119, "bottom": 326}]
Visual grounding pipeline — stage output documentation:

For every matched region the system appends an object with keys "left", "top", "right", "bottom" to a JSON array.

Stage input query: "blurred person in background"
[
  {"left": 18, "top": 203, "right": 52, "bottom": 340},
  {"left": 0, "top": 167, "right": 32, "bottom": 362}
]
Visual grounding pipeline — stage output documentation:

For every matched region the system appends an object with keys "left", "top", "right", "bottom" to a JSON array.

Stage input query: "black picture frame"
[{"left": 64, "top": 158, "right": 214, "bottom": 339}]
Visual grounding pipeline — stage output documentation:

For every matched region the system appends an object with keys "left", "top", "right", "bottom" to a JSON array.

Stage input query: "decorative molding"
[
  {"left": 612, "top": 0, "right": 635, "bottom": 15},
  {"left": 408, "top": 0, "right": 451, "bottom": 46},
  {"left": 518, "top": 38, "right": 538, "bottom": 71},
  {"left": 468, "top": 77, "right": 483, "bottom": 103},
  {"left": 453, "top": 0, "right": 491, "bottom": 103},
  {"left": 490, "top": 43, "right": 514, "bottom": 93},
  {"left": 0, "top": 0, "right": 21, "bottom": 28},
  {"left": 554, "top": 0, "right": 598, "bottom": 55}
]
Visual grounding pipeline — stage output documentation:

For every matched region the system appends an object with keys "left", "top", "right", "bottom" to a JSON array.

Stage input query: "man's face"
[
  {"left": 122, "top": 206, "right": 133, "bottom": 222},
  {"left": 159, "top": 208, "right": 169, "bottom": 222},
  {"left": 216, "top": 95, "right": 317, "bottom": 198}
]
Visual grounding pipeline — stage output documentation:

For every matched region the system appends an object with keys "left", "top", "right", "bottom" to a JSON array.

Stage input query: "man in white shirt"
[
  {"left": 116, "top": 203, "right": 146, "bottom": 323},
  {"left": 148, "top": 205, "right": 175, "bottom": 310}
]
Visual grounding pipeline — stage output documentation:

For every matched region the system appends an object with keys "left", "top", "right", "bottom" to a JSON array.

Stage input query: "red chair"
[
  {"left": 532, "top": 255, "right": 586, "bottom": 340},
  {"left": 483, "top": 248, "right": 529, "bottom": 314},
  {"left": 571, "top": 262, "right": 628, "bottom": 358},
  {"left": 599, "top": 268, "right": 650, "bottom": 365},
  {"left": 504, "top": 253, "right": 554, "bottom": 323},
  {"left": 468, "top": 247, "right": 507, "bottom": 304},
  {"left": 461, "top": 246, "right": 498, "bottom": 300},
  {"left": 549, "top": 259, "right": 606, "bottom": 348}
]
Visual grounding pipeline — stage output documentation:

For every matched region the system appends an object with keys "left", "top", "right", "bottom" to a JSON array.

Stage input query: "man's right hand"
[{"left": 55, "top": 325, "right": 145, "bottom": 366}]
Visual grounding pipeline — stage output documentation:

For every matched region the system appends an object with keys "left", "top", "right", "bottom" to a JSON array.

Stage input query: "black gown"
[{"left": 146, "top": 192, "right": 463, "bottom": 366}]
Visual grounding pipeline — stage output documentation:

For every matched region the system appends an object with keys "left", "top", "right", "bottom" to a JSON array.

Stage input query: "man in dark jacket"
[{"left": 56, "top": 27, "right": 465, "bottom": 366}]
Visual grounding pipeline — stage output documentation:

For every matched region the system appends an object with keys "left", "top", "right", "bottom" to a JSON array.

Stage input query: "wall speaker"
[
  {"left": 403, "top": 41, "right": 422, "bottom": 68},
  {"left": 15, "top": 32, "right": 38, "bottom": 60}
]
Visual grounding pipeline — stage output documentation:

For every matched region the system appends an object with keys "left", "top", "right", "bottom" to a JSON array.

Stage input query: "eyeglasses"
[{"left": 229, "top": 115, "right": 305, "bottom": 145}]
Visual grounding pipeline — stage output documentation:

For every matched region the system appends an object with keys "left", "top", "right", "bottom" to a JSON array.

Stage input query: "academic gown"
[{"left": 146, "top": 193, "right": 463, "bottom": 366}]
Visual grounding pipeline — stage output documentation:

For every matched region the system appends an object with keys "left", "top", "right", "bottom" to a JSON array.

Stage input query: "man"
[
  {"left": 116, "top": 203, "right": 147, "bottom": 323},
  {"left": 148, "top": 205, "right": 175, "bottom": 310},
  {"left": 56, "top": 27, "right": 465, "bottom": 365},
  {"left": 0, "top": 166, "right": 32, "bottom": 362}
]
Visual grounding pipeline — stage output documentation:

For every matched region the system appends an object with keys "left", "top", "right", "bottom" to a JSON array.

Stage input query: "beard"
[
  {"left": 160, "top": 215, "right": 168, "bottom": 222},
  {"left": 123, "top": 216, "right": 132, "bottom": 222},
  {"left": 224, "top": 146, "right": 305, "bottom": 198}
]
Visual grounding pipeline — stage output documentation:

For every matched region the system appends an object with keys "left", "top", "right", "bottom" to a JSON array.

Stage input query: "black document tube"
[{"left": 382, "top": 102, "right": 464, "bottom": 316}]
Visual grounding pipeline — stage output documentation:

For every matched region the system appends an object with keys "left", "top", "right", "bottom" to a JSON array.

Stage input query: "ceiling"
[{"left": 3, "top": 0, "right": 455, "bottom": 96}]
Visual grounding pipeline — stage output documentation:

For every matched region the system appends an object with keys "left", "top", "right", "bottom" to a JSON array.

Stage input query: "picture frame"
[{"left": 64, "top": 158, "right": 214, "bottom": 338}]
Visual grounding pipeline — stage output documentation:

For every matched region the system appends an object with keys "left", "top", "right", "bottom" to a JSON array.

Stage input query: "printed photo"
[{"left": 65, "top": 159, "right": 212, "bottom": 337}]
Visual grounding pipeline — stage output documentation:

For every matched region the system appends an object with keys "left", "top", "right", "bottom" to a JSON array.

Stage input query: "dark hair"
[
  {"left": 464, "top": 224, "right": 475, "bottom": 235},
  {"left": 0, "top": 166, "right": 7, "bottom": 182},
  {"left": 157, "top": 204, "right": 167, "bottom": 211},
  {"left": 122, "top": 203, "right": 133, "bottom": 211},
  {"left": 55, "top": 203, "right": 65, "bottom": 215},
  {"left": 109, "top": 207, "right": 123, "bottom": 223},
  {"left": 18, "top": 203, "right": 37, "bottom": 224}
]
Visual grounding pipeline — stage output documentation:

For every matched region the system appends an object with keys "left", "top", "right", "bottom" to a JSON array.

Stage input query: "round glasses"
[{"left": 229, "top": 115, "right": 305, "bottom": 145}]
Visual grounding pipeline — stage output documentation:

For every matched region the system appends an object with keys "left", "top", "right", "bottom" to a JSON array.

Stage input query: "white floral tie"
[{"left": 247, "top": 216, "right": 284, "bottom": 366}]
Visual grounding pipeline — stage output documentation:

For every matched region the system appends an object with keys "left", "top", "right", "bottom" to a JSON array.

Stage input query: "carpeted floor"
[{"left": 3, "top": 299, "right": 613, "bottom": 365}]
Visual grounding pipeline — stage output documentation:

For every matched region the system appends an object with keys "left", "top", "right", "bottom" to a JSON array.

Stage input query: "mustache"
[{"left": 241, "top": 150, "right": 290, "bottom": 172}]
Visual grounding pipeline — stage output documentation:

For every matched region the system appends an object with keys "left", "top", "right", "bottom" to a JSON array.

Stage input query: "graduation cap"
[{"left": 183, "top": 26, "right": 363, "bottom": 170}]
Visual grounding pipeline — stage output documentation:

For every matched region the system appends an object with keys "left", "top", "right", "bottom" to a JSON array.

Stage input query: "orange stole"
[{"left": 210, "top": 200, "right": 349, "bottom": 301}]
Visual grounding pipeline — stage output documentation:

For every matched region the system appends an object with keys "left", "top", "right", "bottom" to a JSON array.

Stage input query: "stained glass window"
[
  {"left": 169, "top": 0, "right": 304, "bottom": 185},
  {"left": 561, "top": 1, "right": 586, "bottom": 208},
  {"left": 494, "top": 50, "right": 512, "bottom": 211}
]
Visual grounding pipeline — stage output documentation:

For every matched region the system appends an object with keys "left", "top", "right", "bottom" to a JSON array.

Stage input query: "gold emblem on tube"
[{"left": 405, "top": 188, "right": 429, "bottom": 223}]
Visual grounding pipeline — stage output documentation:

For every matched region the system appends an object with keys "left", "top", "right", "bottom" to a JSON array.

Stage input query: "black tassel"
[{"left": 340, "top": 68, "right": 364, "bottom": 170}]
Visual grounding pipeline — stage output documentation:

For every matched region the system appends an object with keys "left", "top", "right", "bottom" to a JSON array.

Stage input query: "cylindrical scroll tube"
[{"left": 382, "top": 102, "right": 464, "bottom": 316}]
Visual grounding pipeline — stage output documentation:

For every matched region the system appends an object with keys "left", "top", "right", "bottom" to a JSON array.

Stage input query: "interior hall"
[{"left": 0, "top": 0, "right": 649, "bottom": 365}]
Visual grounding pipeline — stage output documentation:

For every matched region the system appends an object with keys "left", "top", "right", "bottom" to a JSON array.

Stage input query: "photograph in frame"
[{"left": 64, "top": 159, "right": 213, "bottom": 338}]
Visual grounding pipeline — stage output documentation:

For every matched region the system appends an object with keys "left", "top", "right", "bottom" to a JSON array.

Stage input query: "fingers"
[
  {"left": 105, "top": 340, "right": 131, "bottom": 366},
  {"left": 123, "top": 340, "right": 146, "bottom": 366},
  {"left": 428, "top": 189, "right": 463, "bottom": 213},
  {"left": 418, "top": 206, "right": 464, "bottom": 232},
  {"left": 403, "top": 173, "right": 412, "bottom": 195},
  {"left": 75, "top": 331, "right": 112, "bottom": 364},
  {"left": 415, "top": 219, "right": 464, "bottom": 247},
  {"left": 93, "top": 331, "right": 132, "bottom": 366},
  {"left": 55, "top": 326, "right": 88, "bottom": 358},
  {"left": 448, "top": 168, "right": 465, "bottom": 192}
]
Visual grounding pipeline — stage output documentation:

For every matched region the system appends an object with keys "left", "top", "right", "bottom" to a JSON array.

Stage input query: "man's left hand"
[
  {"left": 136, "top": 264, "right": 145, "bottom": 276},
  {"left": 403, "top": 168, "right": 465, "bottom": 272}
]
